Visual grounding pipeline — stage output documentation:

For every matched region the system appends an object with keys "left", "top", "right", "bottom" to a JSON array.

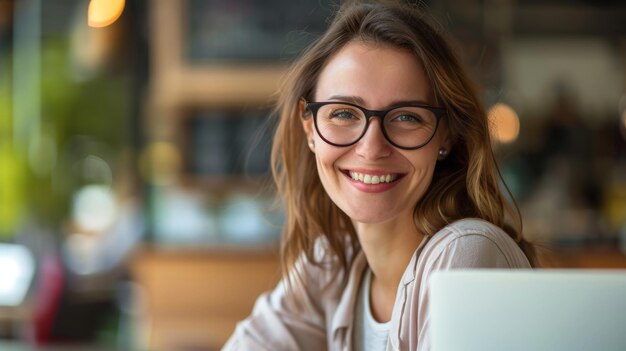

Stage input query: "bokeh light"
[
  {"left": 0, "top": 244, "right": 35, "bottom": 306},
  {"left": 72, "top": 184, "right": 117, "bottom": 232},
  {"left": 488, "top": 103, "right": 520, "bottom": 144},
  {"left": 88, "top": 0, "right": 125, "bottom": 28}
]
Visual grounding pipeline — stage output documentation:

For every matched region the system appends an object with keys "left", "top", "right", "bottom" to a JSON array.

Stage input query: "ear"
[{"left": 300, "top": 99, "right": 314, "bottom": 140}]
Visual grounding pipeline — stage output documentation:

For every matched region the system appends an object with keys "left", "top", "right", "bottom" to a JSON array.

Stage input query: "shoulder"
[
  {"left": 293, "top": 234, "right": 361, "bottom": 295},
  {"left": 419, "top": 218, "right": 531, "bottom": 269},
  {"left": 392, "top": 219, "right": 531, "bottom": 349},
  {"left": 307, "top": 234, "right": 359, "bottom": 273}
]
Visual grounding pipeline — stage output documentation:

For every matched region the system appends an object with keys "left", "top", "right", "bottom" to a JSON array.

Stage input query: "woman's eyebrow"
[
  {"left": 327, "top": 95, "right": 432, "bottom": 109},
  {"left": 327, "top": 95, "right": 366, "bottom": 105},
  {"left": 387, "top": 99, "right": 432, "bottom": 108}
]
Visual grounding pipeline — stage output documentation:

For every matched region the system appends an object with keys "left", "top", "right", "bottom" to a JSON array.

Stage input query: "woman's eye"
[
  {"left": 331, "top": 109, "right": 358, "bottom": 119},
  {"left": 394, "top": 114, "right": 422, "bottom": 123}
]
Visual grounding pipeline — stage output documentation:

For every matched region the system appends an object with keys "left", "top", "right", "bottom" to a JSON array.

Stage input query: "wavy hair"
[{"left": 271, "top": 0, "right": 537, "bottom": 287}]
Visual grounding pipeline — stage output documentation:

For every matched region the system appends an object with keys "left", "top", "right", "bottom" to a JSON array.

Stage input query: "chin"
[{"left": 343, "top": 207, "right": 399, "bottom": 225}]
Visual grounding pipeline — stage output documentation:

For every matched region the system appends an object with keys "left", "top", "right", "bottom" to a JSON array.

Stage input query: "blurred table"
[{"left": 130, "top": 245, "right": 280, "bottom": 351}]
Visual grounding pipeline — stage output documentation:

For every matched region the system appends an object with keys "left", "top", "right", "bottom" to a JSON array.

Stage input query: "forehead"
[{"left": 315, "top": 41, "right": 432, "bottom": 107}]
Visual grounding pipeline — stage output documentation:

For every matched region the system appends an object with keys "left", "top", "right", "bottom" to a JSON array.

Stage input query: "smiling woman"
[
  {"left": 303, "top": 42, "right": 447, "bottom": 227},
  {"left": 223, "top": 1, "right": 536, "bottom": 350}
]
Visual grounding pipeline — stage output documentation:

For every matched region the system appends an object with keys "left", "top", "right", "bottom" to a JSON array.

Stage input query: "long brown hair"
[{"left": 271, "top": 0, "right": 537, "bottom": 288}]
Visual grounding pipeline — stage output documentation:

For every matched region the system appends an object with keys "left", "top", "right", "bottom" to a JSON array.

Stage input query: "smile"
[{"left": 348, "top": 171, "right": 399, "bottom": 184}]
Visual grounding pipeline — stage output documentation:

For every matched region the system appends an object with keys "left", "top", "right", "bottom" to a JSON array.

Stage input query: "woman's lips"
[{"left": 340, "top": 169, "right": 405, "bottom": 192}]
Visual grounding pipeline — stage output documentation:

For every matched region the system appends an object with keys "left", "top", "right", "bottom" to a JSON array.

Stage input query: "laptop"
[{"left": 429, "top": 269, "right": 626, "bottom": 351}]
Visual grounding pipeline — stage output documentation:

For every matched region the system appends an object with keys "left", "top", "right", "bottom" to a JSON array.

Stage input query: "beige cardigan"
[{"left": 223, "top": 218, "right": 532, "bottom": 351}]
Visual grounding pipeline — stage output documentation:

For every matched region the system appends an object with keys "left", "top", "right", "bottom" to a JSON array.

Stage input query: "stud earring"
[
  {"left": 308, "top": 139, "right": 315, "bottom": 149},
  {"left": 438, "top": 148, "right": 449, "bottom": 159}
]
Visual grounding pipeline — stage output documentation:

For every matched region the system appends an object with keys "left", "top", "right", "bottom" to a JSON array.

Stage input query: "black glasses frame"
[{"left": 304, "top": 100, "right": 446, "bottom": 150}]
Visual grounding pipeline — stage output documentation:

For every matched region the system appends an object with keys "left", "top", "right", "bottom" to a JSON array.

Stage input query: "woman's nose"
[{"left": 354, "top": 117, "right": 392, "bottom": 160}]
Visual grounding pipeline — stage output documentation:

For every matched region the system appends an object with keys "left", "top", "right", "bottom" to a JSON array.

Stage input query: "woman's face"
[{"left": 302, "top": 41, "right": 450, "bottom": 225}]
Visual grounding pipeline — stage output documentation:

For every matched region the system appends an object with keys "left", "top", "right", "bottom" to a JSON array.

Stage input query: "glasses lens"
[
  {"left": 315, "top": 103, "right": 367, "bottom": 145},
  {"left": 384, "top": 107, "right": 438, "bottom": 148}
]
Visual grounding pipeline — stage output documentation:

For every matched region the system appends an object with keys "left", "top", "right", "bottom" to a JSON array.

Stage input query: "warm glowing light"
[
  {"left": 488, "top": 103, "right": 520, "bottom": 144},
  {"left": 88, "top": 0, "right": 125, "bottom": 28}
]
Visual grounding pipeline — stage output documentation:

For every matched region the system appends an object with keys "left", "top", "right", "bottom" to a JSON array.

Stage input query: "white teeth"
[{"left": 348, "top": 171, "right": 398, "bottom": 184}]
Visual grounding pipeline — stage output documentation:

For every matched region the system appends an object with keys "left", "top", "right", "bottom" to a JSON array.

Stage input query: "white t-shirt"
[{"left": 353, "top": 268, "right": 391, "bottom": 351}]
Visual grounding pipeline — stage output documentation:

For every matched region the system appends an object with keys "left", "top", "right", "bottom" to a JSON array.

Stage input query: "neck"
[{"left": 354, "top": 214, "right": 424, "bottom": 320}]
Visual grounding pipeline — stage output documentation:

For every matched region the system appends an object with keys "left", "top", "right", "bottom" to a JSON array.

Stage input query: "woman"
[{"left": 224, "top": 1, "right": 535, "bottom": 350}]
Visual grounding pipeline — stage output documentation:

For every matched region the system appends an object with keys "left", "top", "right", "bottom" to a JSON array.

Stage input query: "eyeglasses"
[{"left": 304, "top": 100, "right": 446, "bottom": 150}]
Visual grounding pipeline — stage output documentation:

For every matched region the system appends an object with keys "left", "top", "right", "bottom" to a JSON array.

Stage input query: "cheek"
[
  {"left": 412, "top": 159, "right": 436, "bottom": 186},
  {"left": 408, "top": 142, "right": 439, "bottom": 166},
  {"left": 404, "top": 147, "right": 440, "bottom": 186},
  {"left": 313, "top": 144, "right": 347, "bottom": 188}
]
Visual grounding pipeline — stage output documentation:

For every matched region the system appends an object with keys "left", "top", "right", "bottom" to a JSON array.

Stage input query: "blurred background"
[{"left": 0, "top": 0, "right": 625, "bottom": 350}]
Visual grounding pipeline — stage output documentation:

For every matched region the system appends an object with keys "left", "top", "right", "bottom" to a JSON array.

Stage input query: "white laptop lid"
[{"left": 429, "top": 270, "right": 626, "bottom": 351}]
